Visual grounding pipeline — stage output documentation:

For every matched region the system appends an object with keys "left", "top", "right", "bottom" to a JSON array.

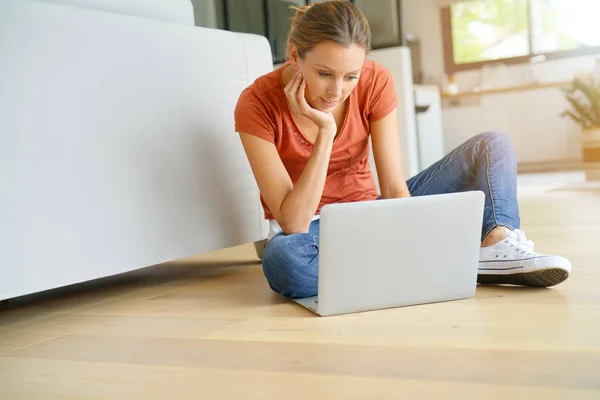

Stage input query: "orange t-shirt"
[{"left": 234, "top": 59, "right": 398, "bottom": 220}]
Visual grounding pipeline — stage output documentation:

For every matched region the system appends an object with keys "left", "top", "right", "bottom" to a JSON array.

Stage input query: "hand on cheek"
[{"left": 296, "top": 71, "right": 310, "bottom": 101}]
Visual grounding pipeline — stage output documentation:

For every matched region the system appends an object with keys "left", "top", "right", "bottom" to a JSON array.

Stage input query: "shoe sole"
[{"left": 477, "top": 268, "right": 569, "bottom": 288}]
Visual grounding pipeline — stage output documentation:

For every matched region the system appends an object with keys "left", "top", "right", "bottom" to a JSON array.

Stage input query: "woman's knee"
[
  {"left": 262, "top": 233, "right": 319, "bottom": 298},
  {"left": 478, "top": 131, "right": 513, "bottom": 150},
  {"left": 472, "top": 131, "right": 516, "bottom": 162}
]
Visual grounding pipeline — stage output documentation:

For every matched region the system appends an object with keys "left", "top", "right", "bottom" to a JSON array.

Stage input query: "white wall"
[
  {"left": 442, "top": 89, "right": 584, "bottom": 164},
  {"left": 402, "top": 0, "right": 446, "bottom": 85}
]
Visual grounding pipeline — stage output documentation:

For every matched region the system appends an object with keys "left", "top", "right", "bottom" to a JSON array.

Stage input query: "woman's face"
[{"left": 293, "top": 41, "right": 366, "bottom": 113}]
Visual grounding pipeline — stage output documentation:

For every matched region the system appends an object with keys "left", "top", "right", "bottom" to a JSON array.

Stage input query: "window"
[
  {"left": 192, "top": 0, "right": 404, "bottom": 64},
  {"left": 442, "top": 0, "right": 600, "bottom": 73},
  {"left": 355, "top": 0, "right": 403, "bottom": 48}
]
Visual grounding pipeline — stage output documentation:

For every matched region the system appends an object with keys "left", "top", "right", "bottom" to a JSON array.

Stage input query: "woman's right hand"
[{"left": 284, "top": 70, "right": 336, "bottom": 133}]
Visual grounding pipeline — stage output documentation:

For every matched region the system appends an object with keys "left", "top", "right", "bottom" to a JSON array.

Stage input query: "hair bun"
[{"left": 290, "top": 4, "right": 312, "bottom": 31}]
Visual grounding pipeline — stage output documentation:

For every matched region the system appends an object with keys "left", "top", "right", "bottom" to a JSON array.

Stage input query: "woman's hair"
[{"left": 286, "top": 0, "right": 371, "bottom": 60}]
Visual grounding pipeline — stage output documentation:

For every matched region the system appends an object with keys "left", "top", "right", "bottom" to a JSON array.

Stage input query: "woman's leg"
[
  {"left": 406, "top": 131, "right": 570, "bottom": 287},
  {"left": 261, "top": 220, "right": 320, "bottom": 298},
  {"left": 406, "top": 131, "right": 519, "bottom": 242}
]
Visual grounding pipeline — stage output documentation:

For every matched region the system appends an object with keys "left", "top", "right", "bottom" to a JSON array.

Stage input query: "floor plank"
[
  {"left": 2, "top": 334, "right": 599, "bottom": 389},
  {"left": 1, "top": 358, "right": 598, "bottom": 400}
]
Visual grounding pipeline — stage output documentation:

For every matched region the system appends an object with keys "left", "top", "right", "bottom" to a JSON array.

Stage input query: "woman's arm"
[
  {"left": 370, "top": 108, "right": 411, "bottom": 198},
  {"left": 239, "top": 128, "right": 334, "bottom": 235},
  {"left": 238, "top": 71, "right": 337, "bottom": 235}
]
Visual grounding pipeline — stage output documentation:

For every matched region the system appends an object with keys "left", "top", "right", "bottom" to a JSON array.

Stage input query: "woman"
[{"left": 234, "top": 0, "right": 571, "bottom": 299}]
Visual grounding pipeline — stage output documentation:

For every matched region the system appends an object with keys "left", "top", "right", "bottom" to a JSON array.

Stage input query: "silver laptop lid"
[{"left": 317, "top": 191, "right": 485, "bottom": 316}]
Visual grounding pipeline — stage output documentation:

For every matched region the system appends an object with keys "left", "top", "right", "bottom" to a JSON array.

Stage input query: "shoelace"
[
  {"left": 511, "top": 229, "right": 535, "bottom": 249},
  {"left": 500, "top": 228, "right": 536, "bottom": 257}
]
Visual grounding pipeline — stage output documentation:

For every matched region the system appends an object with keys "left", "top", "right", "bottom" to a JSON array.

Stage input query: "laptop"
[{"left": 293, "top": 190, "right": 485, "bottom": 316}]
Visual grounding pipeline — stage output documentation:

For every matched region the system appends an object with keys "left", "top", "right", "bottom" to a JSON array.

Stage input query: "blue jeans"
[{"left": 262, "top": 131, "right": 520, "bottom": 299}]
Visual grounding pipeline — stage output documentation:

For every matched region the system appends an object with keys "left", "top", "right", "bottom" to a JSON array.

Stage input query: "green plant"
[{"left": 561, "top": 75, "right": 600, "bottom": 129}]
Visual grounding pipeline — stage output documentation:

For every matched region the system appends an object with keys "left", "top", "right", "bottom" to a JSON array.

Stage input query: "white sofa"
[{"left": 0, "top": 0, "right": 272, "bottom": 301}]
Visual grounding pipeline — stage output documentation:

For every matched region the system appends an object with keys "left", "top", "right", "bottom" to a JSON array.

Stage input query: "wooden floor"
[{"left": 1, "top": 172, "right": 599, "bottom": 399}]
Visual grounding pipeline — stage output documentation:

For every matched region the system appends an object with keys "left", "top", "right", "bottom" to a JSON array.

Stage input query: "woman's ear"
[{"left": 288, "top": 46, "right": 299, "bottom": 67}]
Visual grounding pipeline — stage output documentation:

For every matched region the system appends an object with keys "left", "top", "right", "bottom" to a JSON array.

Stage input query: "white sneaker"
[{"left": 478, "top": 228, "right": 571, "bottom": 287}]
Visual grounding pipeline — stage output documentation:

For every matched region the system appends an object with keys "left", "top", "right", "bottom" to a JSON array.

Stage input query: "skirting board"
[{"left": 517, "top": 159, "right": 584, "bottom": 173}]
